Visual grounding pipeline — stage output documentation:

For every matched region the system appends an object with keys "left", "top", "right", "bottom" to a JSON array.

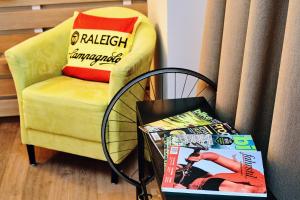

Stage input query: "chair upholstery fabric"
[
  {"left": 5, "top": 7, "right": 156, "bottom": 164},
  {"left": 23, "top": 76, "right": 109, "bottom": 142}
]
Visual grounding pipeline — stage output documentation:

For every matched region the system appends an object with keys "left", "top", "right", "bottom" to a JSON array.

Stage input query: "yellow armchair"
[{"left": 5, "top": 7, "right": 156, "bottom": 183}]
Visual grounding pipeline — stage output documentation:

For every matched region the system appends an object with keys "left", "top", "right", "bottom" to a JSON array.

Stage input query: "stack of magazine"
[{"left": 139, "top": 102, "right": 267, "bottom": 199}]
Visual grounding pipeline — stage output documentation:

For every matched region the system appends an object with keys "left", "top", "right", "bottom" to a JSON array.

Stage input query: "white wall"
[
  {"left": 167, "top": 0, "right": 207, "bottom": 69},
  {"left": 147, "top": 0, "right": 168, "bottom": 68},
  {"left": 148, "top": 0, "right": 207, "bottom": 98}
]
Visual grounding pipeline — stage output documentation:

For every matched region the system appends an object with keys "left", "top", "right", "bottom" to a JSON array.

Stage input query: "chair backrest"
[
  {"left": 5, "top": 6, "right": 155, "bottom": 99},
  {"left": 59, "top": 7, "right": 152, "bottom": 31},
  {"left": 84, "top": 7, "right": 151, "bottom": 24}
]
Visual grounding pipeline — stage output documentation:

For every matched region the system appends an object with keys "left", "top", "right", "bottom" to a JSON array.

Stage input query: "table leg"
[
  {"left": 137, "top": 128, "right": 145, "bottom": 184},
  {"left": 136, "top": 186, "right": 142, "bottom": 200},
  {"left": 137, "top": 119, "right": 152, "bottom": 200},
  {"left": 137, "top": 120, "right": 145, "bottom": 197}
]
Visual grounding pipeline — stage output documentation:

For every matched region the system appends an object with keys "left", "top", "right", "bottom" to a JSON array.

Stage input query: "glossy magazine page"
[
  {"left": 139, "top": 108, "right": 221, "bottom": 133},
  {"left": 164, "top": 123, "right": 239, "bottom": 136},
  {"left": 162, "top": 147, "right": 267, "bottom": 198},
  {"left": 163, "top": 134, "right": 257, "bottom": 168}
]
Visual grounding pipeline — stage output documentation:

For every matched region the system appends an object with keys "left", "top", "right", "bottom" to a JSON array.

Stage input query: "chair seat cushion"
[{"left": 22, "top": 76, "right": 109, "bottom": 142}]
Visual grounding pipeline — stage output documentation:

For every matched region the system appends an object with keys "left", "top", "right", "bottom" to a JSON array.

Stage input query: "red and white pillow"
[{"left": 62, "top": 12, "right": 140, "bottom": 82}]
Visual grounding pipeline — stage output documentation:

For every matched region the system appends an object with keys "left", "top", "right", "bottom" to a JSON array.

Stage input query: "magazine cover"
[
  {"left": 211, "top": 134, "right": 256, "bottom": 151},
  {"left": 164, "top": 123, "right": 238, "bottom": 137},
  {"left": 139, "top": 108, "right": 221, "bottom": 134},
  {"left": 180, "top": 123, "right": 239, "bottom": 135},
  {"left": 163, "top": 134, "right": 212, "bottom": 168},
  {"left": 148, "top": 123, "right": 238, "bottom": 144},
  {"left": 163, "top": 134, "right": 256, "bottom": 167},
  {"left": 162, "top": 147, "right": 267, "bottom": 198},
  {"left": 147, "top": 123, "right": 232, "bottom": 160}
]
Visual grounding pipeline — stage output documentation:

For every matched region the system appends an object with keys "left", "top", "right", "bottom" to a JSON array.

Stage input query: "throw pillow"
[{"left": 62, "top": 12, "right": 140, "bottom": 82}]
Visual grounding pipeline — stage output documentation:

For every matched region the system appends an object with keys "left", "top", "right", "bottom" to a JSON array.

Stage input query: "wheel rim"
[{"left": 101, "top": 67, "right": 217, "bottom": 187}]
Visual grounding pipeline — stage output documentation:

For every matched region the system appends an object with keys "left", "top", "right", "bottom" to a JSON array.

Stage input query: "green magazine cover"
[{"left": 139, "top": 108, "right": 221, "bottom": 134}]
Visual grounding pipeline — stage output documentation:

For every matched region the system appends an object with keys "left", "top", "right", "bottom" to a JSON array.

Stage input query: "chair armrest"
[
  {"left": 109, "top": 22, "right": 156, "bottom": 99},
  {"left": 4, "top": 19, "right": 72, "bottom": 95}
]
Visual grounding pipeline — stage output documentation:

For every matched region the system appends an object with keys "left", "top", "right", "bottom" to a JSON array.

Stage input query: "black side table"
[
  {"left": 136, "top": 97, "right": 277, "bottom": 200},
  {"left": 136, "top": 97, "right": 215, "bottom": 200}
]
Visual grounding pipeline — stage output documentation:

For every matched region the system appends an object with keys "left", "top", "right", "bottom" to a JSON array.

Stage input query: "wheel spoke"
[
  {"left": 150, "top": 78, "right": 157, "bottom": 100},
  {"left": 109, "top": 120, "right": 136, "bottom": 123},
  {"left": 108, "top": 130, "right": 136, "bottom": 133},
  {"left": 107, "top": 138, "right": 137, "bottom": 144},
  {"left": 161, "top": 74, "right": 164, "bottom": 100},
  {"left": 112, "top": 109, "right": 136, "bottom": 123},
  {"left": 195, "top": 84, "right": 209, "bottom": 97},
  {"left": 128, "top": 90, "right": 142, "bottom": 101},
  {"left": 109, "top": 148, "right": 135, "bottom": 154},
  {"left": 175, "top": 72, "right": 177, "bottom": 98},
  {"left": 187, "top": 79, "right": 199, "bottom": 97},
  {"left": 130, "top": 167, "right": 139, "bottom": 177},
  {"left": 138, "top": 82, "right": 151, "bottom": 100},
  {"left": 181, "top": 74, "right": 188, "bottom": 98},
  {"left": 118, "top": 98, "right": 136, "bottom": 113},
  {"left": 114, "top": 151, "right": 132, "bottom": 163}
]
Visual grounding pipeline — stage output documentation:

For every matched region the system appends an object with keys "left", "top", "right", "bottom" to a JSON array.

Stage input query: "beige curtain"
[{"left": 200, "top": 0, "right": 300, "bottom": 199}]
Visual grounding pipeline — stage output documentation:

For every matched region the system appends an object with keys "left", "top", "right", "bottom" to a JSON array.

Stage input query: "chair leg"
[
  {"left": 26, "top": 145, "right": 37, "bottom": 166},
  {"left": 111, "top": 166, "right": 119, "bottom": 184}
]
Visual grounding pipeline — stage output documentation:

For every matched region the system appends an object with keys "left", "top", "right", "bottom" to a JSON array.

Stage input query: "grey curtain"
[{"left": 199, "top": 0, "right": 300, "bottom": 199}]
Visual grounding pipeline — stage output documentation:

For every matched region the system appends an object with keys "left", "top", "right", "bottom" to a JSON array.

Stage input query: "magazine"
[
  {"left": 164, "top": 134, "right": 256, "bottom": 153},
  {"left": 140, "top": 108, "right": 221, "bottom": 134},
  {"left": 180, "top": 123, "right": 239, "bottom": 135},
  {"left": 163, "top": 131, "right": 256, "bottom": 167},
  {"left": 162, "top": 147, "right": 267, "bottom": 199},
  {"left": 146, "top": 123, "right": 241, "bottom": 165},
  {"left": 149, "top": 123, "right": 237, "bottom": 144},
  {"left": 211, "top": 134, "right": 256, "bottom": 151},
  {"left": 164, "top": 123, "right": 238, "bottom": 137}
]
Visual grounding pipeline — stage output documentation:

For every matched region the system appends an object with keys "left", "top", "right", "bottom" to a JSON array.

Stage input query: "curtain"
[{"left": 199, "top": 0, "right": 300, "bottom": 199}]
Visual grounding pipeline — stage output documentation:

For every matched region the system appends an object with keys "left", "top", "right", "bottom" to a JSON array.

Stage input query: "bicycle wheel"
[{"left": 101, "top": 67, "right": 216, "bottom": 198}]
